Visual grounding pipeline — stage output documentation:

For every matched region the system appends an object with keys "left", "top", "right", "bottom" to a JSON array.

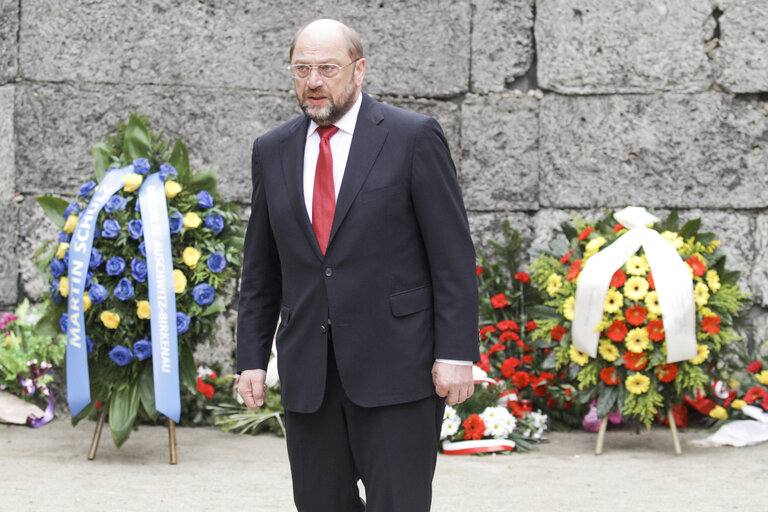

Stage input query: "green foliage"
[{"left": 36, "top": 196, "right": 69, "bottom": 228}]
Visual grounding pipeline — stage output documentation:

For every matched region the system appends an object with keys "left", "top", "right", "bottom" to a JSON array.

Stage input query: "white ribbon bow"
[{"left": 572, "top": 206, "right": 698, "bottom": 363}]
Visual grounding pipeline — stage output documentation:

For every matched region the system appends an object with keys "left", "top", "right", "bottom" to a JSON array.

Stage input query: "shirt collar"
[{"left": 307, "top": 91, "right": 363, "bottom": 138}]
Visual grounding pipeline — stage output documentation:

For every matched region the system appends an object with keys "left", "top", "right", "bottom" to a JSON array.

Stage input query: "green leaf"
[
  {"left": 169, "top": 138, "right": 190, "bottom": 179},
  {"left": 561, "top": 221, "right": 579, "bottom": 243},
  {"left": 201, "top": 296, "right": 226, "bottom": 316},
  {"left": 36, "top": 196, "right": 70, "bottom": 228},
  {"left": 179, "top": 342, "right": 197, "bottom": 392},
  {"left": 33, "top": 306, "right": 64, "bottom": 337},
  {"left": 596, "top": 385, "right": 618, "bottom": 417},
  {"left": 188, "top": 168, "right": 218, "bottom": 194},
  {"left": 527, "top": 305, "right": 561, "bottom": 319},
  {"left": 122, "top": 114, "right": 151, "bottom": 162},
  {"left": 92, "top": 142, "right": 115, "bottom": 182},
  {"left": 109, "top": 383, "right": 141, "bottom": 448},
  {"left": 679, "top": 218, "right": 701, "bottom": 239},
  {"left": 548, "top": 237, "right": 570, "bottom": 256},
  {"left": 70, "top": 402, "right": 95, "bottom": 427},
  {"left": 138, "top": 363, "right": 158, "bottom": 420}
]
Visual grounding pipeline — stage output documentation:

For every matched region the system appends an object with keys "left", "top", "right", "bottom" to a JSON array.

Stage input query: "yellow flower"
[
  {"left": 63, "top": 214, "right": 79, "bottom": 234},
  {"left": 173, "top": 269, "right": 187, "bottom": 293},
  {"left": 625, "top": 373, "right": 651, "bottom": 394},
  {"left": 625, "top": 255, "right": 649, "bottom": 276},
  {"left": 56, "top": 242, "right": 70, "bottom": 260},
  {"left": 645, "top": 291, "right": 661, "bottom": 316},
  {"left": 584, "top": 236, "right": 607, "bottom": 259},
  {"left": 705, "top": 270, "right": 721, "bottom": 293},
  {"left": 100, "top": 311, "right": 120, "bottom": 329},
  {"left": 182, "top": 247, "right": 201, "bottom": 269},
  {"left": 123, "top": 173, "right": 143, "bottom": 192},
  {"left": 59, "top": 276, "right": 69, "bottom": 298},
  {"left": 694, "top": 282, "right": 709, "bottom": 307},
  {"left": 756, "top": 370, "right": 768, "bottom": 386},
  {"left": 598, "top": 341, "right": 620, "bottom": 362},
  {"left": 604, "top": 289, "right": 623, "bottom": 314},
  {"left": 709, "top": 406, "right": 728, "bottom": 420},
  {"left": 563, "top": 296, "right": 575, "bottom": 321},
  {"left": 625, "top": 328, "right": 650, "bottom": 353},
  {"left": 183, "top": 212, "right": 202, "bottom": 229},
  {"left": 689, "top": 344, "right": 710, "bottom": 365},
  {"left": 165, "top": 180, "right": 182, "bottom": 199},
  {"left": 623, "top": 276, "right": 649, "bottom": 301},
  {"left": 569, "top": 345, "right": 589, "bottom": 366},
  {"left": 82, "top": 292, "right": 92, "bottom": 312},
  {"left": 661, "top": 231, "right": 684, "bottom": 249},
  {"left": 731, "top": 399, "right": 747, "bottom": 410},
  {"left": 546, "top": 273, "right": 562, "bottom": 297},
  {"left": 136, "top": 300, "right": 151, "bottom": 319}
]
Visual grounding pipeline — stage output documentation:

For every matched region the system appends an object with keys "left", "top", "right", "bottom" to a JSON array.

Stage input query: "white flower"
[
  {"left": 196, "top": 365, "right": 214, "bottom": 379},
  {"left": 441, "top": 406, "right": 461, "bottom": 440},
  {"left": 265, "top": 355, "right": 280, "bottom": 388},
  {"left": 472, "top": 365, "right": 488, "bottom": 381},
  {"left": 480, "top": 406, "right": 516, "bottom": 439}
]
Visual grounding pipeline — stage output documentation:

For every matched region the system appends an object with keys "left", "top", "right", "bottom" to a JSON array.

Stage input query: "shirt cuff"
[{"left": 435, "top": 358, "right": 473, "bottom": 366}]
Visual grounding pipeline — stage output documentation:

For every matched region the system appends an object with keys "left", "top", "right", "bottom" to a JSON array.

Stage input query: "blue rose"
[
  {"left": 50, "top": 258, "right": 66, "bottom": 278},
  {"left": 94, "top": 227, "right": 101, "bottom": 238},
  {"left": 133, "top": 339, "right": 152, "bottom": 361},
  {"left": 196, "top": 190, "right": 214, "bottom": 209},
  {"left": 63, "top": 201, "right": 80, "bottom": 218},
  {"left": 86, "top": 335, "right": 93, "bottom": 354},
  {"left": 131, "top": 258, "right": 147, "bottom": 282},
  {"left": 104, "top": 195, "right": 127, "bottom": 214},
  {"left": 113, "top": 277, "right": 135, "bottom": 301},
  {"left": 89, "top": 247, "right": 103, "bottom": 269},
  {"left": 85, "top": 271, "right": 93, "bottom": 289},
  {"left": 206, "top": 252, "right": 226, "bottom": 273},
  {"left": 128, "top": 219, "right": 143, "bottom": 240},
  {"left": 102, "top": 219, "right": 120, "bottom": 239},
  {"left": 138, "top": 241, "right": 146, "bottom": 258},
  {"left": 168, "top": 212, "right": 183, "bottom": 234},
  {"left": 176, "top": 312, "right": 190, "bottom": 334},
  {"left": 159, "top": 164, "right": 177, "bottom": 180},
  {"left": 134, "top": 198, "right": 141, "bottom": 212},
  {"left": 62, "top": 251, "right": 69, "bottom": 266},
  {"left": 58, "top": 232, "right": 71, "bottom": 243},
  {"left": 59, "top": 313, "right": 68, "bottom": 333},
  {"left": 191, "top": 283, "right": 215, "bottom": 306},
  {"left": 50, "top": 280, "right": 63, "bottom": 304},
  {"left": 105, "top": 256, "right": 126, "bottom": 276},
  {"left": 204, "top": 214, "right": 224, "bottom": 234},
  {"left": 89, "top": 283, "right": 107, "bottom": 305},
  {"left": 133, "top": 158, "right": 151, "bottom": 175},
  {"left": 79, "top": 180, "right": 97, "bottom": 197},
  {"left": 108, "top": 345, "right": 133, "bottom": 366}
]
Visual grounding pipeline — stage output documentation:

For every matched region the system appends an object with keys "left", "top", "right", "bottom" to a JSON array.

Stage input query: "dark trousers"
[{"left": 284, "top": 339, "right": 445, "bottom": 512}]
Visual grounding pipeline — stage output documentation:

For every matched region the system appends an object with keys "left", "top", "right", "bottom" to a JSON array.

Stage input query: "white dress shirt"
[{"left": 302, "top": 92, "right": 471, "bottom": 368}]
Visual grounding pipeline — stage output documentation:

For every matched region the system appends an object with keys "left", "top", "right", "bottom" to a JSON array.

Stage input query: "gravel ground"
[{"left": 3, "top": 419, "right": 766, "bottom": 511}]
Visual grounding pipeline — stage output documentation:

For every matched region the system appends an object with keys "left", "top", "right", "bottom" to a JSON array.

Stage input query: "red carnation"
[
  {"left": 196, "top": 376, "right": 215, "bottom": 399},
  {"left": 499, "top": 330, "right": 520, "bottom": 343},
  {"left": 489, "top": 342, "right": 506, "bottom": 354},
  {"left": 501, "top": 357, "right": 522, "bottom": 378},
  {"left": 646, "top": 319, "right": 665, "bottom": 342},
  {"left": 613, "top": 223, "right": 625, "bottom": 232},
  {"left": 566, "top": 260, "right": 582, "bottom": 281},
  {"left": 578, "top": 227, "right": 594, "bottom": 241},
  {"left": 514, "top": 272, "right": 530, "bottom": 284},
  {"left": 560, "top": 249, "right": 573, "bottom": 264},
  {"left": 476, "top": 265, "right": 484, "bottom": 276},
  {"left": 477, "top": 353, "right": 490, "bottom": 373},
  {"left": 606, "top": 320, "right": 628, "bottom": 342},
  {"left": 600, "top": 367, "right": 619, "bottom": 385},
  {"left": 623, "top": 352, "right": 648, "bottom": 371},
  {"left": 744, "top": 386, "right": 768, "bottom": 405},
  {"left": 747, "top": 361, "right": 763, "bottom": 374},
  {"left": 491, "top": 293, "right": 510, "bottom": 309},
  {"left": 525, "top": 320, "right": 538, "bottom": 332},
  {"left": 701, "top": 315, "right": 721, "bottom": 335},
  {"left": 610, "top": 269, "right": 627, "bottom": 288},
  {"left": 511, "top": 371, "right": 531, "bottom": 388},
  {"left": 686, "top": 255, "right": 706, "bottom": 277},
  {"left": 625, "top": 304, "right": 648, "bottom": 326},
  {"left": 550, "top": 325, "right": 566, "bottom": 342},
  {"left": 655, "top": 363, "right": 678, "bottom": 383},
  {"left": 647, "top": 271, "right": 655, "bottom": 290},
  {"left": 479, "top": 325, "right": 497, "bottom": 340},
  {"left": 462, "top": 414, "right": 486, "bottom": 440},
  {"left": 522, "top": 354, "right": 533, "bottom": 364},
  {"left": 497, "top": 320, "right": 520, "bottom": 332}
]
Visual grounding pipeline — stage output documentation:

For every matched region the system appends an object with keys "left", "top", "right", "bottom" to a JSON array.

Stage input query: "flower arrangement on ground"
[
  {"left": 33, "top": 115, "right": 244, "bottom": 446},
  {"left": 529, "top": 209, "right": 750, "bottom": 428}
]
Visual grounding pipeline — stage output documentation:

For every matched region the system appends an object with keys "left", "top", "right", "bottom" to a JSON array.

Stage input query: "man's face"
[{"left": 291, "top": 28, "right": 365, "bottom": 126}]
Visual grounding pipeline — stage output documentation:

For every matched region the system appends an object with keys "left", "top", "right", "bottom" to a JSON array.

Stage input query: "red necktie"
[{"left": 312, "top": 125, "right": 340, "bottom": 255}]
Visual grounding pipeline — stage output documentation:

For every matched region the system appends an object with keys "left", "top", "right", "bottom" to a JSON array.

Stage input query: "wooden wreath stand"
[
  {"left": 595, "top": 409, "right": 682, "bottom": 456},
  {"left": 87, "top": 409, "right": 178, "bottom": 464}
]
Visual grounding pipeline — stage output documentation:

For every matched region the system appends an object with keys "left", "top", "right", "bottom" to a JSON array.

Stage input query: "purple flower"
[
  {"left": 79, "top": 180, "right": 97, "bottom": 197},
  {"left": 106, "top": 256, "right": 126, "bottom": 276},
  {"left": 113, "top": 277, "right": 135, "bottom": 301},
  {"left": 50, "top": 280, "right": 64, "bottom": 304},
  {"left": 58, "top": 232, "right": 71, "bottom": 243},
  {"left": 191, "top": 283, "right": 215, "bottom": 306},
  {"left": 63, "top": 201, "right": 80, "bottom": 218},
  {"left": 108, "top": 345, "right": 133, "bottom": 366},
  {"left": 89, "top": 247, "right": 103, "bottom": 269},
  {"left": 89, "top": 283, "right": 107, "bottom": 305},
  {"left": 168, "top": 212, "right": 183, "bottom": 234},
  {"left": 204, "top": 214, "right": 224, "bottom": 234},
  {"left": 197, "top": 190, "right": 214, "bottom": 209},
  {"left": 59, "top": 313, "right": 68, "bottom": 333},
  {"left": 138, "top": 241, "right": 146, "bottom": 258},
  {"left": 20, "top": 377, "right": 35, "bottom": 396},
  {"left": 86, "top": 335, "right": 93, "bottom": 354},
  {"left": 133, "top": 339, "right": 152, "bottom": 361},
  {"left": 104, "top": 195, "right": 127, "bottom": 214},
  {"left": 102, "top": 219, "right": 120, "bottom": 239},
  {"left": 50, "top": 258, "right": 66, "bottom": 278},
  {"left": 206, "top": 252, "right": 226, "bottom": 273},
  {"left": 128, "top": 219, "right": 143, "bottom": 240},
  {"left": 159, "top": 164, "right": 177, "bottom": 180},
  {"left": 176, "top": 312, "right": 190, "bottom": 334},
  {"left": 133, "top": 158, "right": 151, "bottom": 175},
  {"left": 131, "top": 258, "right": 147, "bottom": 282}
]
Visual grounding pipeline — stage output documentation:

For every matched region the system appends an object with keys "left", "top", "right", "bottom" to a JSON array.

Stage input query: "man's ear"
[{"left": 354, "top": 58, "right": 366, "bottom": 87}]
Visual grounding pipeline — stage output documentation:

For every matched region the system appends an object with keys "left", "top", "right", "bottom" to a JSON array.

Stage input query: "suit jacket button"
[
  {"left": 320, "top": 324, "right": 327, "bottom": 333},
  {"left": 324, "top": 267, "right": 333, "bottom": 277}
]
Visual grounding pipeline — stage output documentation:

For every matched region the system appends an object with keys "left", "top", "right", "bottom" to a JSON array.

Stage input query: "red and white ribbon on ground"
[{"left": 442, "top": 439, "right": 516, "bottom": 455}]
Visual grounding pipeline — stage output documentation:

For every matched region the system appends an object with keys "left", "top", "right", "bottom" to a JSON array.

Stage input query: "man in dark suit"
[{"left": 236, "top": 18, "right": 479, "bottom": 511}]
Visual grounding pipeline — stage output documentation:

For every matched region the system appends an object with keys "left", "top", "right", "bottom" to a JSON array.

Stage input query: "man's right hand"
[{"left": 237, "top": 369, "right": 268, "bottom": 409}]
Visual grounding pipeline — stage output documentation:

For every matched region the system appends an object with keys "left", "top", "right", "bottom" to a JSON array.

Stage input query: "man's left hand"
[{"left": 431, "top": 361, "right": 474, "bottom": 406}]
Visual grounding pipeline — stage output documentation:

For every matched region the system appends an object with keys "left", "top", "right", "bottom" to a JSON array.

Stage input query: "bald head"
[{"left": 289, "top": 19, "right": 364, "bottom": 62}]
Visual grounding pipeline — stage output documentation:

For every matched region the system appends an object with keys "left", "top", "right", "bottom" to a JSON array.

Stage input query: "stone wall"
[{"left": 2, "top": 0, "right": 767, "bottom": 368}]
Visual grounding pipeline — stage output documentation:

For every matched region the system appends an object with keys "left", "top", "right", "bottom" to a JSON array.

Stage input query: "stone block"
[
  {"left": 539, "top": 93, "right": 768, "bottom": 209},
  {"left": 0, "top": 85, "right": 13, "bottom": 202},
  {"left": 0, "top": 201, "right": 17, "bottom": 305},
  {"left": 752, "top": 213, "right": 768, "bottom": 307},
  {"left": 19, "top": 0, "right": 470, "bottom": 97},
  {"left": 15, "top": 83, "right": 299, "bottom": 204},
  {"left": 468, "top": 211, "right": 531, "bottom": 257},
  {"left": 470, "top": 0, "right": 534, "bottom": 92},
  {"left": 193, "top": 309, "right": 236, "bottom": 376},
  {"left": 713, "top": 0, "right": 768, "bottom": 93},
  {"left": 536, "top": 0, "right": 713, "bottom": 93},
  {"left": 461, "top": 92, "right": 539, "bottom": 211},
  {"left": 0, "top": 0, "right": 17, "bottom": 83},
  {"left": 15, "top": 197, "right": 58, "bottom": 302},
  {"left": 749, "top": 307, "right": 768, "bottom": 353}
]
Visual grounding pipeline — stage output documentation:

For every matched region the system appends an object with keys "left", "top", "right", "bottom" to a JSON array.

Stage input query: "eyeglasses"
[{"left": 287, "top": 59, "right": 361, "bottom": 79}]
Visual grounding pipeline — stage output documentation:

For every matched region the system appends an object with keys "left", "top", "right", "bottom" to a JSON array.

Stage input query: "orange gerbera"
[
  {"left": 600, "top": 366, "right": 620, "bottom": 385},
  {"left": 623, "top": 351, "right": 648, "bottom": 371},
  {"left": 579, "top": 227, "right": 595, "bottom": 241},
  {"left": 610, "top": 268, "right": 627, "bottom": 288},
  {"left": 655, "top": 363, "right": 678, "bottom": 383},
  {"left": 606, "top": 320, "right": 628, "bottom": 342},
  {"left": 701, "top": 315, "right": 721, "bottom": 335},
  {"left": 626, "top": 304, "right": 648, "bottom": 326},
  {"left": 567, "top": 260, "right": 582, "bottom": 281},
  {"left": 686, "top": 255, "right": 706, "bottom": 277},
  {"left": 646, "top": 319, "right": 665, "bottom": 342},
  {"left": 462, "top": 414, "right": 486, "bottom": 440}
]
